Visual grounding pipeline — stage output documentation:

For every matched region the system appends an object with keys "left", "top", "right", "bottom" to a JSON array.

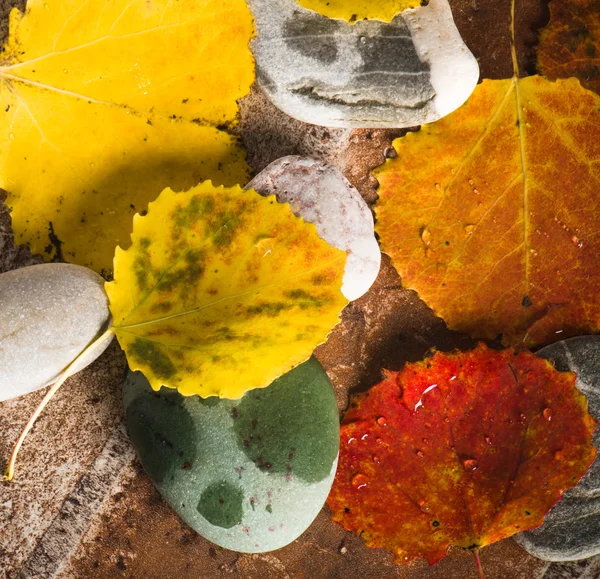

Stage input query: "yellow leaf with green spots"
[
  {"left": 295, "top": 0, "right": 419, "bottom": 23},
  {"left": 0, "top": 0, "right": 254, "bottom": 276},
  {"left": 106, "top": 182, "right": 348, "bottom": 399}
]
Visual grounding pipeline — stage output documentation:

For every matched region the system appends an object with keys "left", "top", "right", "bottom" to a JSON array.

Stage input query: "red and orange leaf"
[
  {"left": 375, "top": 76, "right": 600, "bottom": 347},
  {"left": 538, "top": 0, "right": 600, "bottom": 96},
  {"left": 327, "top": 344, "right": 596, "bottom": 565}
]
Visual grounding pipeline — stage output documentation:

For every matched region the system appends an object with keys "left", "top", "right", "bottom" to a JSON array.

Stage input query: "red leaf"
[{"left": 327, "top": 344, "right": 597, "bottom": 565}]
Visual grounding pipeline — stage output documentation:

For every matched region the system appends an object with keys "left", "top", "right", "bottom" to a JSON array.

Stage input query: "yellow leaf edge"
[{"left": 294, "top": 0, "right": 420, "bottom": 24}]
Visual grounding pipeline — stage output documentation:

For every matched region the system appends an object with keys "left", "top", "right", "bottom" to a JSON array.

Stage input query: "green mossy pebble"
[{"left": 124, "top": 357, "right": 339, "bottom": 553}]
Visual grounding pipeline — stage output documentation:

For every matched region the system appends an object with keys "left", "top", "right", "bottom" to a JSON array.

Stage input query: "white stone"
[
  {"left": 0, "top": 263, "right": 113, "bottom": 401},
  {"left": 247, "top": 0, "right": 479, "bottom": 128},
  {"left": 246, "top": 156, "right": 380, "bottom": 300}
]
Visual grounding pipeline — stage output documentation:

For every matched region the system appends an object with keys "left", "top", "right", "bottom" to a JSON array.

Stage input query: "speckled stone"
[
  {"left": 124, "top": 357, "right": 339, "bottom": 553},
  {"left": 514, "top": 336, "right": 600, "bottom": 561},
  {"left": 0, "top": 263, "right": 113, "bottom": 401},
  {"left": 247, "top": 156, "right": 380, "bottom": 301},
  {"left": 247, "top": 0, "right": 478, "bottom": 128}
]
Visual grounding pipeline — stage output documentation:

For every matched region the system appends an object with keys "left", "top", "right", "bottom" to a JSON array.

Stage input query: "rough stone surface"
[
  {"left": 124, "top": 358, "right": 339, "bottom": 553},
  {"left": 247, "top": 156, "right": 381, "bottom": 300},
  {"left": 248, "top": 0, "right": 478, "bottom": 128},
  {"left": 0, "top": 263, "right": 113, "bottom": 401},
  {"left": 514, "top": 336, "right": 600, "bottom": 562}
]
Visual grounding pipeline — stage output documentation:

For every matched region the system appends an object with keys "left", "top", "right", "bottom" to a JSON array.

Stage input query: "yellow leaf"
[
  {"left": 106, "top": 182, "right": 348, "bottom": 399},
  {"left": 295, "top": 0, "right": 419, "bottom": 23},
  {"left": 0, "top": 0, "right": 255, "bottom": 275}
]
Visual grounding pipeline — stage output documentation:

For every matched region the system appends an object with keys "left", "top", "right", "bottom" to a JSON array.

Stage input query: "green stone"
[{"left": 124, "top": 357, "right": 339, "bottom": 553}]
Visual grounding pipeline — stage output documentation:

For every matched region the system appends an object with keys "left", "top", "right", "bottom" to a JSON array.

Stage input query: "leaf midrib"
[{"left": 113, "top": 253, "right": 346, "bottom": 332}]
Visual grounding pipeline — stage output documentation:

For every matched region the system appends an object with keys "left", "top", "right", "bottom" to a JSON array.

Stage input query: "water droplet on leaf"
[
  {"left": 421, "top": 227, "right": 432, "bottom": 246},
  {"left": 352, "top": 473, "right": 368, "bottom": 489}
]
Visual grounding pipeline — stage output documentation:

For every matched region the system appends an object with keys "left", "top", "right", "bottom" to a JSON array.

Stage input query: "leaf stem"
[
  {"left": 3, "top": 328, "right": 114, "bottom": 481},
  {"left": 473, "top": 548, "right": 486, "bottom": 579},
  {"left": 510, "top": 0, "right": 519, "bottom": 78}
]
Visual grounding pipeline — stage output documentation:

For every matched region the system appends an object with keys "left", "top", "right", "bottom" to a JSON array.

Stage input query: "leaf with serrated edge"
[
  {"left": 106, "top": 182, "right": 348, "bottom": 399},
  {"left": 295, "top": 0, "right": 419, "bottom": 23},
  {"left": 327, "top": 344, "right": 596, "bottom": 565},
  {"left": 538, "top": 0, "right": 600, "bottom": 97},
  {"left": 0, "top": 0, "right": 254, "bottom": 276},
  {"left": 375, "top": 75, "right": 600, "bottom": 347}
]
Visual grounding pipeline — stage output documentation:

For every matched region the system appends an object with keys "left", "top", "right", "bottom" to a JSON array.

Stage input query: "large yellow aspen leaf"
[
  {"left": 375, "top": 75, "right": 600, "bottom": 347},
  {"left": 295, "top": 0, "right": 419, "bottom": 23},
  {"left": 0, "top": 0, "right": 254, "bottom": 276},
  {"left": 106, "top": 182, "right": 348, "bottom": 399}
]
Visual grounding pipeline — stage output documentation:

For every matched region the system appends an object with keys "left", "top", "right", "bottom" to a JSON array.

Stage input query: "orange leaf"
[
  {"left": 538, "top": 0, "right": 600, "bottom": 96},
  {"left": 375, "top": 75, "right": 600, "bottom": 347},
  {"left": 327, "top": 344, "right": 596, "bottom": 565}
]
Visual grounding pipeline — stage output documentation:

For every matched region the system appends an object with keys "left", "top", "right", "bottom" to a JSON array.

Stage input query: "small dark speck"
[{"left": 521, "top": 295, "right": 532, "bottom": 308}]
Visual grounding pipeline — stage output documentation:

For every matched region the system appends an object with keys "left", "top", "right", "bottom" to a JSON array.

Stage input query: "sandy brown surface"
[{"left": 2, "top": 1, "right": 599, "bottom": 578}]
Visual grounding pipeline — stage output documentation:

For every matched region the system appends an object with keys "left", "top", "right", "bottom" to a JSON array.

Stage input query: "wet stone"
[
  {"left": 246, "top": 156, "right": 380, "bottom": 301},
  {"left": 123, "top": 357, "right": 339, "bottom": 553},
  {"left": 514, "top": 336, "right": 600, "bottom": 561},
  {"left": 247, "top": 0, "right": 478, "bottom": 128}
]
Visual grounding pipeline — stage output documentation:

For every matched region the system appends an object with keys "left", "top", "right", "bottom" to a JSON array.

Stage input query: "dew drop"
[
  {"left": 422, "top": 437, "right": 429, "bottom": 445},
  {"left": 63, "top": 69, "right": 68, "bottom": 73},
  {"left": 463, "top": 459, "right": 479, "bottom": 471},
  {"left": 352, "top": 473, "right": 368, "bottom": 489},
  {"left": 464, "top": 224, "right": 475, "bottom": 235},
  {"left": 529, "top": 248, "right": 538, "bottom": 257},
  {"left": 375, "top": 437, "right": 383, "bottom": 444},
  {"left": 373, "top": 456, "right": 380, "bottom": 463},
  {"left": 361, "top": 434, "right": 369, "bottom": 441},
  {"left": 543, "top": 408, "right": 552, "bottom": 422},
  {"left": 359, "top": 36, "right": 367, "bottom": 44},
  {"left": 484, "top": 435, "right": 492, "bottom": 445},
  {"left": 421, "top": 227, "right": 432, "bottom": 246},
  {"left": 434, "top": 183, "right": 441, "bottom": 190},
  {"left": 8, "top": 133, "right": 14, "bottom": 140},
  {"left": 425, "top": 248, "right": 436, "bottom": 260},
  {"left": 347, "top": 437, "right": 357, "bottom": 445},
  {"left": 416, "top": 450, "right": 424, "bottom": 459},
  {"left": 418, "top": 499, "right": 430, "bottom": 512},
  {"left": 377, "top": 416, "right": 387, "bottom": 427},
  {"left": 468, "top": 179, "right": 475, "bottom": 186},
  {"left": 519, "top": 413, "right": 527, "bottom": 424}
]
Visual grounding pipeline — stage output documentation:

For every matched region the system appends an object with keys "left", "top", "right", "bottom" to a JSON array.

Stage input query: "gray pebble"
[
  {"left": 247, "top": 0, "right": 478, "bottom": 128},
  {"left": 0, "top": 263, "right": 113, "bottom": 401},
  {"left": 514, "top": 336, "right": 600, "bottom": 561}
]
